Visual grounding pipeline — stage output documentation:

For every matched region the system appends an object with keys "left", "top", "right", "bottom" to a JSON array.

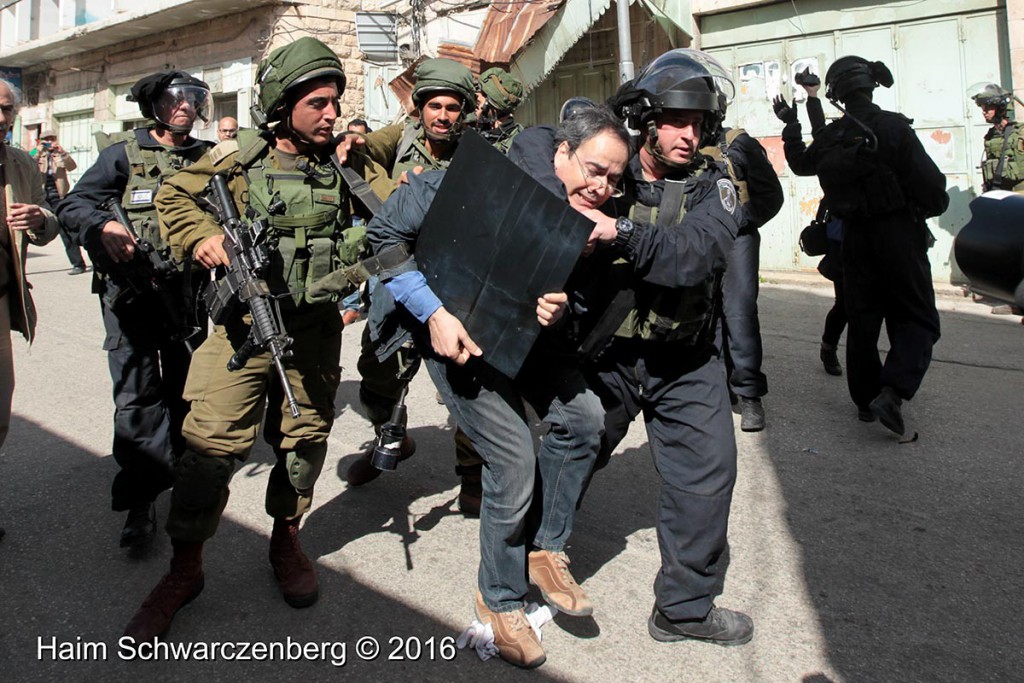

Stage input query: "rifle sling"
[{"left": 331, "top": 153, "right": 383, "bottom": 216}]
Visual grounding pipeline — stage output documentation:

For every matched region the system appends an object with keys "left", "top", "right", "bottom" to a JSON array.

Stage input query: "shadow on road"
[{"left": 0, "top": 417, "right": 562, "bottom": 681}]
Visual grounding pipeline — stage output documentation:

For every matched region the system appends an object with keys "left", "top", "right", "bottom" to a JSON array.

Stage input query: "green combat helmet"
[
  {"left": 478, "top": 67, "right": 523, "bottom": 114},
  {"left": 411, "top": 58, "right": 476, "bottom": 114},
  {"left": 253, "top": 36, "right": 346, "bottom": 128}
]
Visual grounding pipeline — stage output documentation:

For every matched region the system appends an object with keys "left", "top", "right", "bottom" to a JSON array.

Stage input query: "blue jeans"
[{"left": 425, "top": 347, "right": 603, "bottom": 612}]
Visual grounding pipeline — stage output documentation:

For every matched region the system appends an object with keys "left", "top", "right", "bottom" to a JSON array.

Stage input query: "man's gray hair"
[
  {"left": 554, "top": 104, "right": 631, "bottom": 154},
  {"left": 0, "top": 78, "right": 22, "bottom": 113}
]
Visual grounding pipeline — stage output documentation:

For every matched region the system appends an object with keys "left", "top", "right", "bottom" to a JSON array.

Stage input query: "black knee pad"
[{"left": 173, "top": 450, "right": 235, "bottom": 512}]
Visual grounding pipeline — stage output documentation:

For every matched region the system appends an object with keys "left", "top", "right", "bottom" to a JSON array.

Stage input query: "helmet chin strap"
[
  {"left": 281, "top": 113, "right": 323, "bottom": 149},
  {"left": 423, "top": 116, "right": 464, "bottom": 143},
  {"left": 154, "top": 118, "right": 193, "bottom": 136},
  {"left": 644, "top": 120, "right": 690, "bottom": 170}
]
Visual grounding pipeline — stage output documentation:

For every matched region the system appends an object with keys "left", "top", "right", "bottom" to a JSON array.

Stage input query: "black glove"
[{"left": 773, "top": 95, "right": 798, "bottom": 124}]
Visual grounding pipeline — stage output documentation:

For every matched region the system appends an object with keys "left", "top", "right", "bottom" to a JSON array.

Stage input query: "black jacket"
[
  {"left": 724, "top": 130, "right": 784, "bottom": 232},
  {"left": 57, "top": 128, "right": 211, "bottom": 257},
  {"left": 782, "top": 99, "right": 948, "bottom": 220}
]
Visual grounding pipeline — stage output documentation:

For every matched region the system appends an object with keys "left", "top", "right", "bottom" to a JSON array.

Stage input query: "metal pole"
[{"left": 616, "top": 0, "right": 634, "bottom": 84}]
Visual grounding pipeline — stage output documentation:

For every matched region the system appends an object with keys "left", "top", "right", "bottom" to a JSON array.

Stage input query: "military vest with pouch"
[
  {"left": 981, "top": 122, "right": 1024, "bottom": 192},
  {"left": 700, "top": 127, "right": 749, "bottom": 209},
  {"left": 392, "top": 121, "right": 454, "bottom": 180},
  {"left": 614, "top": 164, "right": 718, "bottom": 344},
  {"left": 232, "top": 129, "right": 364, "bottom": 307},
  {"left": 96, "top": 127, "right": 209, "bottom": 254}
]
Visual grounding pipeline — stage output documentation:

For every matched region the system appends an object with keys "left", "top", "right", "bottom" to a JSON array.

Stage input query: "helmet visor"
[
  {"left": 966, "top": 81, "right": 1009, "bottom": 104},
  {"left": 635, "top": 49, "right": 735, "bottom": 109},
  {"left": 155, "top": 85, "right": 211, "bottom": 128}
]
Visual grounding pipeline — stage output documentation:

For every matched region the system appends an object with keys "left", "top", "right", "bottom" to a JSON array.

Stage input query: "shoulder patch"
[
  {"left": 208, "top": 139, "right": 240, "bottom": 166},
  {"left": 717, "top": 178, "right": 738, "bottom": 215}
]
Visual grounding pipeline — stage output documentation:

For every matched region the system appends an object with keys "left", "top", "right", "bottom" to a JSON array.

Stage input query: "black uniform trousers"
[
  {"left": 101, "top": 281, "right": 204, "bottom": 511},
  {"left": 819, "top": 239, "right": 847, "bottom": 348},
  {"left": 841, "top": 213, "right": 940, "bottom": 409},
  {"left": 587, "top": 338, "right": 737, "bottom": 622},
  {"left": 721, "top": 230, "right": 767, "bottom": 399},
  {"left": 44, "top": 181, "right": 86, "bottom": 270}
]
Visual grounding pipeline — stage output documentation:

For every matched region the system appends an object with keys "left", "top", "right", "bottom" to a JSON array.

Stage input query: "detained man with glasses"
[{"left": 365, "top": 106, "right": 630, "bottom": 668}]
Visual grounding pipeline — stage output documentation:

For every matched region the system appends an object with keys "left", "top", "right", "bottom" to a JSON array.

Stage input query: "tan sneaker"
[
  {"left": 528, "top": 549, "right": 593, "bottom": 616},
  {"left": 474, "top": 591, "right": 546, "bottom": 669}
]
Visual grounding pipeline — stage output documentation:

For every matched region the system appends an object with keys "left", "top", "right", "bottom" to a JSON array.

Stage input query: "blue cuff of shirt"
[{"left": 384, "top": 271, "right": 443, "bottom": 324}]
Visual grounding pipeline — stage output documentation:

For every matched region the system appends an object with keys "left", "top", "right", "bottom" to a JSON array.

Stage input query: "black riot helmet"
[
  {"left": 608, "top": 48, "right": 734, "bottom": 164},
  {"left": 824, "top": 56, "right": 893, "bottom": 104},
  {"left": 130, "top": 71, "right": 211, "bottom": 134},
  {"left": 559, "top": 96, "right": 597, "bottom": 123}
]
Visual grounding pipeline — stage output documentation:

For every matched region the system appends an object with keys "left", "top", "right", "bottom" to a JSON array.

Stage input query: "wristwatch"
[{"left": 613, "top": 216, "right": 635, "bottom": 250}]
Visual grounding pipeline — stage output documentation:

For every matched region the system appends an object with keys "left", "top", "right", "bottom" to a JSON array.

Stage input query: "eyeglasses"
[{"left": 572, "top": 150, "right": 624, "bottom": 198}]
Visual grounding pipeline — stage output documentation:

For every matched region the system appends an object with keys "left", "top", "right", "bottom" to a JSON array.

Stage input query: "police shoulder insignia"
[{"left": 717, "top": 178, "right": 738, "bottom": 214}]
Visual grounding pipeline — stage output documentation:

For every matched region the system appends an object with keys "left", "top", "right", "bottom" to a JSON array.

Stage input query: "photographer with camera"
[{"left": 32, "top": 130, "right": 85, "bottom": 274}]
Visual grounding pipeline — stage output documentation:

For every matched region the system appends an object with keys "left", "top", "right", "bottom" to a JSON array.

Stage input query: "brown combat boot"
[
  {"left": 123, "top": 540, "right": 205, "bottom": 641},
  {"left": 344, "top": 436, "right": 416, "bottom": 487},
  {"left": 528, "top": 549, "right": 593, "bottom": 616},
  {"left": 269, "top": 518, "right": 319, "bottom": 608},
  {"left": 457, "top": 465, "right": 482, "bottom": 517},
  {"left": 474, "top": 591, "right": 546, "bottom": 669}
]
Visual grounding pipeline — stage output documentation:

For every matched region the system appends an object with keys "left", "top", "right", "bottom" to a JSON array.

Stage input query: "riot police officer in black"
[
  {"left": 580, "top": 49, "right": 752, "bottom": 645},
  {"left": 781, "top": 56, "right": 948, "bottom": 434},
  {"left": 58, "top": 71, "right": 213, "bottom": 547}
]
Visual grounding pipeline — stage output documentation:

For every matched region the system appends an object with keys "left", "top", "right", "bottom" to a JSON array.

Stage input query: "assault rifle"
[
  {"left": 205, "top": 173, "right": 301, "bottom": 418},
  {"left": 100, "top": 198, "right": 201, "bottom": 351}
]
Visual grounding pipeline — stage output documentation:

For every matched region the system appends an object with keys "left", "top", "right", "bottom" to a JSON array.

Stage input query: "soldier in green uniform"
[
  {"left": 476, "top": 67, "right": 524, "bottom": 153},
  {"left": 342, "top": 60, "right": 488, "bottom": 515},
  {"left": 971, "top": 83, "right": 1024, "bottom": 193},
  {"left": 122, "top": 37, "right": 376, "bottom": 641}
]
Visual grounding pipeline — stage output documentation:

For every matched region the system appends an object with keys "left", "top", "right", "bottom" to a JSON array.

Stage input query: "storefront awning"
[
  {"left": 474, "top": 1, "right": 567, "bottom": 65},
  {"left": 504, "top": 0, "right": 612, "bottom": 90}
]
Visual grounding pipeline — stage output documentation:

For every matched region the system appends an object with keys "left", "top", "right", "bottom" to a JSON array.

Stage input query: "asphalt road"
[{"left": 2, "top": 241, "right": 1021, "bottom": 682}]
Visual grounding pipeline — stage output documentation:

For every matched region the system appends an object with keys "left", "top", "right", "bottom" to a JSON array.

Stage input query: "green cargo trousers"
[
  {"left": 356, "top": 323, "right": 483, "bottom": 469},
  {"left": 166, "top": 303, "right": 343, "bottom": 542}
]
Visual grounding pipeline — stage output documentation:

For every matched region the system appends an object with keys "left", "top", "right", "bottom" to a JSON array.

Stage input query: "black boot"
[
  {"left": 120, "top": 503, "right": 157, "bottom": 548},
  {"left": 820, "top": 343, "right": 842, "bottom": 376},
  {"left": 740, "top": 398, "right": 765, "bottom": 432},
  {"left": 869, "top": 387, "right": 905, "bottom": 435}
]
